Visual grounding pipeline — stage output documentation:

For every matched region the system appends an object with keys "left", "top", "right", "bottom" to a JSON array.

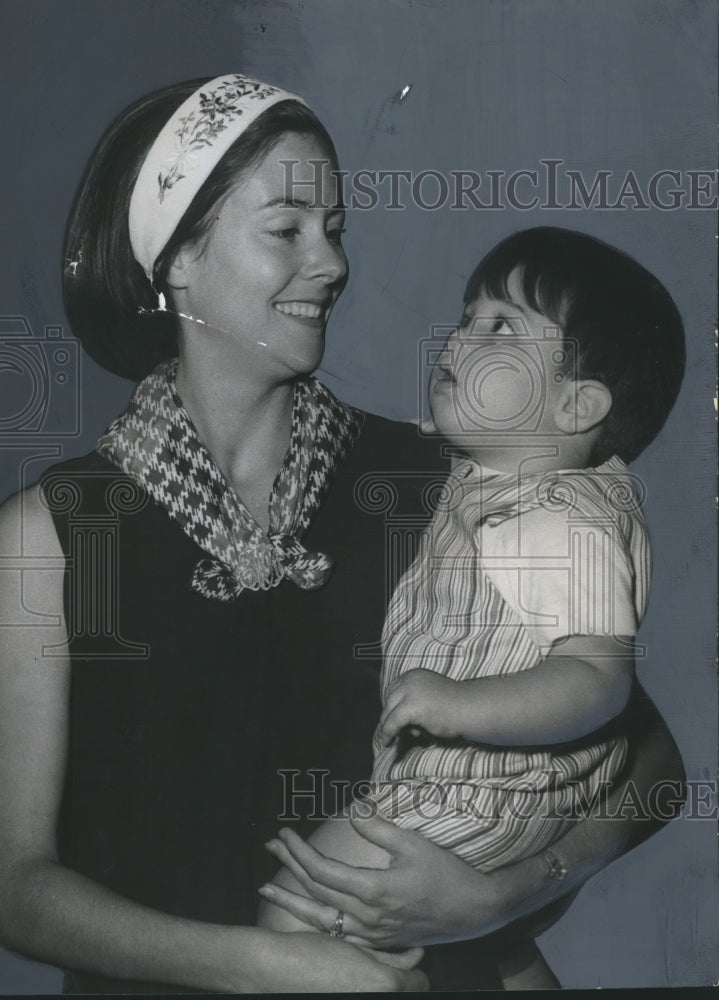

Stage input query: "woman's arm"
[
  {"left": 260, "top": 681, "right": 685, "bottom": 948},
  {"left": 0, "top": 488, "right": 426, "bottom": 994}
]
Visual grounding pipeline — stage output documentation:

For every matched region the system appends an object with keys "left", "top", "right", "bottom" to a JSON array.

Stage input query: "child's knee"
[{"left": 307, "top": 814, "right": 392, "bottom": 870}]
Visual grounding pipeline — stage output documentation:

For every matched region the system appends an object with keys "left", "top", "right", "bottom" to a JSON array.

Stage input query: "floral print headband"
[{"left": 128, "top": 73, "right": 306, "bottom": 280}]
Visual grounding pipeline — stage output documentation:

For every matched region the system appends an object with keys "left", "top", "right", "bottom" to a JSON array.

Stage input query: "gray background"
[{"left": 0, "top": 0, "right": 716, "bottom": 991}]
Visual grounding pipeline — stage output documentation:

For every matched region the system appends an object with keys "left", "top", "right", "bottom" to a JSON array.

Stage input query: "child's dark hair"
[
  {"left": 464, "top": 226, "right": 685, "bottom": 464},
  {"left": 63, "top": 78, "right": 339, "bottom": 381}
]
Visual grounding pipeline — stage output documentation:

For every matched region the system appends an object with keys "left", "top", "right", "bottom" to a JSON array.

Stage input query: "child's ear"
[{"left": 553, "top": 380, "right": 612, "bottom": 434}]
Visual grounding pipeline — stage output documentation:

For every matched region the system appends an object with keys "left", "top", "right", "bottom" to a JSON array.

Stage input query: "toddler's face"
[{"left": 429, "top": 268, "right": 571, "bottom": 452}]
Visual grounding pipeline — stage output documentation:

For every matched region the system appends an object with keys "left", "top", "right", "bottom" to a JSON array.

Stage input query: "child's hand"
[{"left": 378, "top": 670, "right": 462, "bottom": 746}]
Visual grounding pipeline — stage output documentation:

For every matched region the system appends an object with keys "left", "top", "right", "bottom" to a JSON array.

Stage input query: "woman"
[{"left": 0, "top": 74, "right": 683, "bottom": 994}]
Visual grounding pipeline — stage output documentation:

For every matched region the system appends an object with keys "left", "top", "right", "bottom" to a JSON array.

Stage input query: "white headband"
[{"left": 129, "top": 74, "right": 306, "bottom": 280}]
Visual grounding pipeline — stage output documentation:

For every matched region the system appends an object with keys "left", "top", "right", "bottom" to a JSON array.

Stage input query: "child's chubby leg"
[
  {"left": 497, "top": 939, "right": 561, "bottom": 990},
  {"left": 258, "top": 813, "right": 391, "bottom": 933},
  {"left": 491, "top": 892, "right": 575, "bottom": 990}
]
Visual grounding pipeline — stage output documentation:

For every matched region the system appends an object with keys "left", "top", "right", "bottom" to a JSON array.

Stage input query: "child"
[{"left": 257, "top": 227, "right": 686, "bottom": 988}]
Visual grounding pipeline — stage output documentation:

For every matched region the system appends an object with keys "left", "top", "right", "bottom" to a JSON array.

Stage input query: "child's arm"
[{"left": 378, "top": 633, "right": 634, "bottom": 747}]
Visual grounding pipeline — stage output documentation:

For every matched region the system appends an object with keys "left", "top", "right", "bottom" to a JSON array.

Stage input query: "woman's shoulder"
[
  {"left": 0, "top": 484, "right": 62, "bottom": 560},
  {"left": 0, "top": 451, "right": 118, "bottom": 560}
]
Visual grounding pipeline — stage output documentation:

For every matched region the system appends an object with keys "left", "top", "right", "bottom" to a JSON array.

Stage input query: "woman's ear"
[
  {"left": 553, "top": 380, "right": 613, "bottom": 434},
  {"left": 165, "top": 243, "right": 198, "bottom": 290}
]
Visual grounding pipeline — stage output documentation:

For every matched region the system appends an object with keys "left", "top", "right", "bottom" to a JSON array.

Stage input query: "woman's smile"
[{"left": 273, "top": 299, "right": 329, "bottom": 322}]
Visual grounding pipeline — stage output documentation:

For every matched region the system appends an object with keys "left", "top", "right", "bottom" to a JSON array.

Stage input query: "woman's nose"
[{"left": 303, "top": 233, "right": 348, "bottom": 284}]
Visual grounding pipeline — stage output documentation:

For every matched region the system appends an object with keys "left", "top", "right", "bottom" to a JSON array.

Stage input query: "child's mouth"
[{"left": 435, "top": 365, "right": 456, "bottom": 384}]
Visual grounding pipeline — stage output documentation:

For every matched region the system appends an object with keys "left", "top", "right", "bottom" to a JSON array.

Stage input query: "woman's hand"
[
  {"left": 262, "top": 682, "right": 686, "bottom": 951},
  {"left": 234, "top": 930, "right": 428, "bottom": 993},
  {"left": 262, "top": 812, "right": 528, "bottom": 949}
]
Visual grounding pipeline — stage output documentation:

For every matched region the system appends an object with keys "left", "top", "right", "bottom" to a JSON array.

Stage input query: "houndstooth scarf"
[{"left": 96, "top": 359, "right": 365, "bottom": 601}]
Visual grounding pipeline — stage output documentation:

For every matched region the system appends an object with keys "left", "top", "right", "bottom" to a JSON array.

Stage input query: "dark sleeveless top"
[{"left": 42, "top": 413, "right": 502, "bottom": 993}]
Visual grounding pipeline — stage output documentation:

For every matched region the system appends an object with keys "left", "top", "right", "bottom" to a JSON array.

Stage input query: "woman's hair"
[
  {"left": 464, "top": 226, "right": 686, "bottom": 464},
  {"left": 63, "top": 78, "right": 339, "bottom": 380}
]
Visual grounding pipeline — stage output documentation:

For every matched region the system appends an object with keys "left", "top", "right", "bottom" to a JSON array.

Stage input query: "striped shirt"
[{"left": 368, "top": 455, "right": 650, "bottom": 870}]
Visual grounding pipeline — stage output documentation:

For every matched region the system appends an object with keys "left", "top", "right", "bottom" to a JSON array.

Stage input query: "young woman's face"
[{"left": 171, "top": 132, "right": 347, "bottom": 380}]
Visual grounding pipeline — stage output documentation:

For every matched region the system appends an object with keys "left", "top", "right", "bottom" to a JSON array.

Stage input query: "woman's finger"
[
  {"left": 273, "top": 827, "right": 385, "bottom": 899},
  {"left": 267, "top": 839, "right": 376, "bottom": 925},
  {"left": 264, "top": 838, "right": 384, "bottom": 927},
  {"left": 257, "top": 883, "right": 376, "bottom": 939},
  {"left": 265, "top": 837, "right": 326, "bottom": 894},
  {"left": 257, "top": 883, "right": 332, "bottom": 932},
  {"left": 265, "top": 838, "right": 358, "bottom": 908}
]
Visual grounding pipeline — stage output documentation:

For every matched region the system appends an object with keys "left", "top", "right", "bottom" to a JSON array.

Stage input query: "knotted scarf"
[{"left": 96, "top": 359, "right": 365, "bottom": 601}]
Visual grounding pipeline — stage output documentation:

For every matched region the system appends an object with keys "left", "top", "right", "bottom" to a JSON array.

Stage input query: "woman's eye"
[
  {"left": 326, "top": 227, "right": 346, "bottom": 246},
  {"left": 459, "top": 312, "right": 472, "bottom": 329},
  {"left": 269, "top": 227, "right": 300, "bottom": 240}
]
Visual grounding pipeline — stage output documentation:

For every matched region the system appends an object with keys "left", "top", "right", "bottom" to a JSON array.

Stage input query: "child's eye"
[
  {"left": 489, "top": 316, "right": 518, "bottom": 337},
  {"left": 490, "top": 316, "right": 516, "bottom": 336},
  {"left": 269, "top": 227, "right": 300, "bottom": 240}
]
